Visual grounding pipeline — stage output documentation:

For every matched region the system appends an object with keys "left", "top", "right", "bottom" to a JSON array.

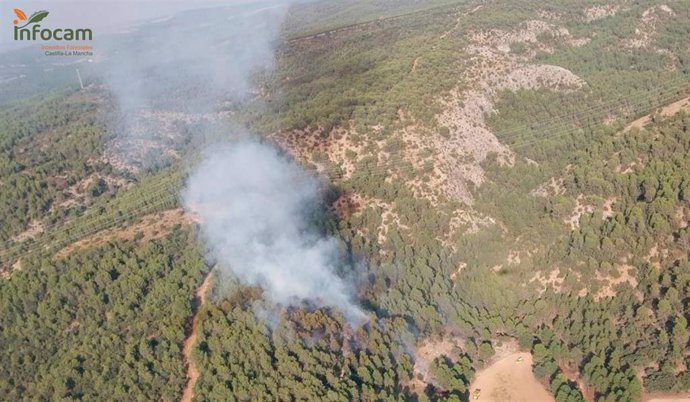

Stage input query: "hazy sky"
[{"left": 1, "top": 0, "right": 269, "bottom": 52}]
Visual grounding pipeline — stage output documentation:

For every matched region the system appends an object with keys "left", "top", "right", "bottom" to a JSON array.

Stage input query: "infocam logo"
[{"left": 13, "top": 8, "right": 92, "bottom": 41}]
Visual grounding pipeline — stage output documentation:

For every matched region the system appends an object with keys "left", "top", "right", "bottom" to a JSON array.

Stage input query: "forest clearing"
[{"left": 469, "top": 352, "right": 553, "bottom": 402}]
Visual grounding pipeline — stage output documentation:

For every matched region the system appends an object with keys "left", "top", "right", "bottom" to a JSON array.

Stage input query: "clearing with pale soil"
[{"left": 469, "top": 352, "right": 554, "bottom": 402}]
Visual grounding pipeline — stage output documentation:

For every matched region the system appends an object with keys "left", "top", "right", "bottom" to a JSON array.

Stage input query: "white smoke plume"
[
  {"left": 92, "top": 1, "right": 291, "bottom": 171},
  {"left": 102, "top": 2, "right": 288, "bottom": 111},
  {"left": 82, "top": 0, "right": 368, "bottom": 324},
  {"left": 183, "top": 140, "right": 366, "bottom": 325}
]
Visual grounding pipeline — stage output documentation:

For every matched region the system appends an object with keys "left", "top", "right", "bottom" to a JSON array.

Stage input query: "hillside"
[{"left": 1, "top": 1, "right": 690, "bottom": 401}]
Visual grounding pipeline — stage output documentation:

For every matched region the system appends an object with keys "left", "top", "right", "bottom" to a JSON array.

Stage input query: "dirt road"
[
  {"left": 181, "top": 271, "right": 213, "bottom": 402},
  {"left": 624, "top": 96, "right": 690, "bottom": 132}
]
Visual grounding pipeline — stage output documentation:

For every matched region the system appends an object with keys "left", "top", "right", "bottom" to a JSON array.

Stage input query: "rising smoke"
[
  {"left": 183, "top": 141, "right": 366, "bottom": 325},
  {"left": 98, "top": 1, "right": 290, "bottom": 171},
  {"left": 97, "top": 0, "right": 366, "bottom": 324},
  {"left": 102, "top": 1, "right": 288, "bottom": 111}
]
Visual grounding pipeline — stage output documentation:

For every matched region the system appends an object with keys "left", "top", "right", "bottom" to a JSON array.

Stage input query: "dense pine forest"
[{"left": 1, "top": 0, "right": 690, "bottom": 401}]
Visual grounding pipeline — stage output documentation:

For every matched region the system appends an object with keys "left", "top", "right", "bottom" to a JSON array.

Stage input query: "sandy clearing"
[
  {"left": 647, "top": 398, "right": 690, "bottom": 402},
  {"left": 469, "top": 352, "right": 554, "bottom": 402}
]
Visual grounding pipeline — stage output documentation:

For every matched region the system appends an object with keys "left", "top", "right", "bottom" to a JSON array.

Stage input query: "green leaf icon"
[{"left": 27, "top": 10, "right": 49, "bottom": 24}]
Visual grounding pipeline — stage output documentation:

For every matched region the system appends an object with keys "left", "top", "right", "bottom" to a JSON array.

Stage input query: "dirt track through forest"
[
  {"left": 181, "top": 270, "right": 213, "bottom": 402},
  {"left": 624, "top": 95, "right": 690, "bottom": 132}
]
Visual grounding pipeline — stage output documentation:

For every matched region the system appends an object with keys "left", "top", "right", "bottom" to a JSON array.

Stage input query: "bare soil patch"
[
  {"left": 565, "top": 195, "right": 595, "bottom": 230},
  {"left": 530, "top": 267, "right": 564, "bottom": 295},
  {"left": 469, "top": 352, "right": 554, "bottom": 402},
  {"left": 531, "top": 177, "right": 565, "bottom": 198},
  {"left": 602, "top": 197, "right": 617, "bottom": 218},
  {"left": 10, "top": 220, "right": 44, "bottom": 243},
  {"left": 0, "top": 258, "right": 21, "bottom": 279},
  {"left": 436, "top": 19, "right": 585, "bottom": 203},
  {"left": 413, "top": 337, "right": 464, "bottom": 380}
]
